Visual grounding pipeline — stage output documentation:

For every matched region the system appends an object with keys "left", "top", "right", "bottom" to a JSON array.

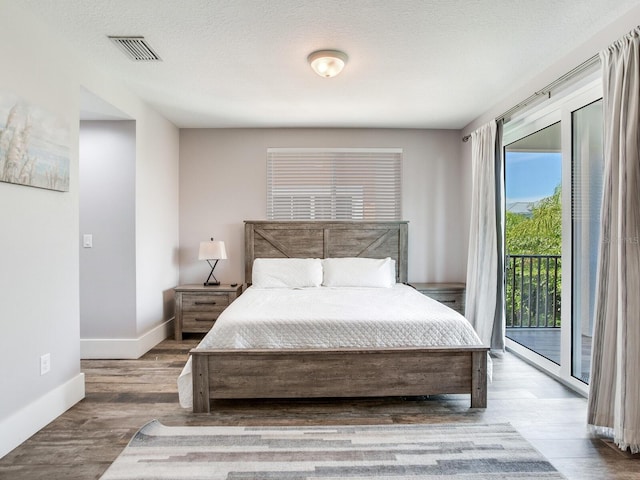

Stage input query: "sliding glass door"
[
  {"left": 571, "top": 99, "right": 604, "bottom": 384},
  {"left": 505, "top": 122, "right": 562, "bottom": 364},
  {"left": 503, "top": 82, "right": 603, "bottom": 394}
]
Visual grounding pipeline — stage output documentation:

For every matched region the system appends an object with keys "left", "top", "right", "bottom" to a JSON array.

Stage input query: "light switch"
[{"left": 83, "top": 234, "right": 93, "bottom": 248}]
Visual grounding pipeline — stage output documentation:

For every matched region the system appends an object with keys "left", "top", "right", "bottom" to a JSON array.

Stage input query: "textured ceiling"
[{"left": 18, "top": 0, "right": 640, "bottom": 128}]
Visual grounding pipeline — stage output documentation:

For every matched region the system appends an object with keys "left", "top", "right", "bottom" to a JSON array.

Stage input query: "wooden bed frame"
[{"left": 190, "top": 221, "right": 488, "bottom": 413}]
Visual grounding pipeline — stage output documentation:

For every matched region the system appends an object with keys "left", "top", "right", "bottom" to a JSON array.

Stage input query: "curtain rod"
[{"left": 462, "top": 53, "right": 600, "bottom": 143}]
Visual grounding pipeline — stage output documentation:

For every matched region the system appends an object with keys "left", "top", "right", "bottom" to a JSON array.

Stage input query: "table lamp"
[{"left": 198, "top": 238, "right": 227, "bottom": 286}]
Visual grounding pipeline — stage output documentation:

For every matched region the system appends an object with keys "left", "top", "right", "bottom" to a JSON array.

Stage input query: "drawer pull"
[
  {"left": 195, "top": 301, "right": 217, "bottom": 305},
  {"left": 441, "top": 300, "right": 457, "bottom": 304},
  {"left": 194, "top": 317, "right": 214, "bottom": 322}
]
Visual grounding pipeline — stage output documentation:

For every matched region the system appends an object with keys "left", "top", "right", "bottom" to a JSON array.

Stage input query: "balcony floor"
[{"left": 506, "top": 328, "right": 592, "bottom": 383}]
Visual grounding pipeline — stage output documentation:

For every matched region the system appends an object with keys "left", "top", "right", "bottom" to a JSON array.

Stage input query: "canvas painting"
[{"left": 0, "top": 92, "right": 70, "bottom": 192}]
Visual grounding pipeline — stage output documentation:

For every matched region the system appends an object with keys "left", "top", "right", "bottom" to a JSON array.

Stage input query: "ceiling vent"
[{"left": 108, "top": 36, "right": 161, "bottom": 61}]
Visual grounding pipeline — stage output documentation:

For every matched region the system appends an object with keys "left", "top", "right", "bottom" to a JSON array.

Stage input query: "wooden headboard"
[{"left": 244, "top": 221, "right": 408, "bottom": 284}]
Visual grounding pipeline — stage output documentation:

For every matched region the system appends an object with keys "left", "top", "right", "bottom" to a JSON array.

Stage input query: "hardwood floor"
[{"left": 0, "top": 335, "right": 638, "bottom": 479}]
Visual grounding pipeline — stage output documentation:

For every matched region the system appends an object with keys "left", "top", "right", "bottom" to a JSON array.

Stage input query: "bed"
[{"left": 180, "top": 221, "right": 488, "bottom": 413}]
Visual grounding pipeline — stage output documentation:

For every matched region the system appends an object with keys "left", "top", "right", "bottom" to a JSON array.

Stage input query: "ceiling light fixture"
[{"left": 307, "top": 49, "right": 348, "bottom": 78}]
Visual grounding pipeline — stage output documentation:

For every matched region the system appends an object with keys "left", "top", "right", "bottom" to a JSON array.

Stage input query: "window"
[{"left": 267, "top": 148, "right": 402, "bottom": 220}]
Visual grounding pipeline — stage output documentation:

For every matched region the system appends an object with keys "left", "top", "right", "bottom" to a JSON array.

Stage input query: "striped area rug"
[{"left": 101, "top": 421, "right": 565, "bottom": 479}]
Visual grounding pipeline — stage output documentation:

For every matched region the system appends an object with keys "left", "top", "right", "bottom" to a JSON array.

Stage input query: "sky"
[{"left": 505, "top": 151, "right": 562, "bottom": 204}]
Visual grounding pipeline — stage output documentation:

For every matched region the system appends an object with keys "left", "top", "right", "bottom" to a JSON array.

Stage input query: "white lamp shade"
[
  {"left": 308, "top": 50, "right": 348, "bottom": 78},
  {"left": 198, "top": 240, "right": 227, "bottom": 260}
]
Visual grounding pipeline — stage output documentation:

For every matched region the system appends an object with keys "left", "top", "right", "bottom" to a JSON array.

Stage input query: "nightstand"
[
  {"left": 174, "top": 284, "right": 242, "bottom": 341},
  {"left": 410, "top": 282, "right": 466, "bottom": 315}
]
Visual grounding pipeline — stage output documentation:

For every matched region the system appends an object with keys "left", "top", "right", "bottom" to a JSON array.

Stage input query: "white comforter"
[{"left": 177, "top": 284, "right": 484, "bottom": 408}]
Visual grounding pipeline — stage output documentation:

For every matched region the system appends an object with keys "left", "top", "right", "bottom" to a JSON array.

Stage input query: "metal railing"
[{"left": 506, "top": 254, "right": 561, "bottom": 328}]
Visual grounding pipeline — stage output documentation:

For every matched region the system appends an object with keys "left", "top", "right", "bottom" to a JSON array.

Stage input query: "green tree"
[
  {"left": 506, "top": 185, "right": 561, "bottom": 255},
  {"left": 506, "top": 185, "right": 562, "bottom": 328}
]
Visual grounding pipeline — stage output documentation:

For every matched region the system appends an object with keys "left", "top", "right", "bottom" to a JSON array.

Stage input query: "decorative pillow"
[
  {"left": 389, "top": 258, "right": 397, "bottom": 284},
  {"left": 322, "top": 257, "right": 395, "bottom": 288},
  {"left": 252, "top": 258, "right": 323, "bottom": 288}
]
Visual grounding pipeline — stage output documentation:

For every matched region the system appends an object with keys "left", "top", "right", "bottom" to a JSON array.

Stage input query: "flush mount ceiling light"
[{"left": 307, "top": 49, "right": 348, "bottom": 78}]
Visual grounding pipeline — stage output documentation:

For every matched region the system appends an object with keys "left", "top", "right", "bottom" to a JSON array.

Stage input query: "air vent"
[{"left": 108, "top": 36, "right": 161, "bottom": 61}]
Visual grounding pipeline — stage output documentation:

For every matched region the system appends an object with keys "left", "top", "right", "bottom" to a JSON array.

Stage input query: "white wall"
[
  {"left": 0, "top": 1, "right": 84, "bottom": 458},
  {"left": 134, "top": 104, "right": 180, "bottom": 338},
  {"left": 79, "top": 121, "right": 137, "bottom": 339},
  {"left": 0, "top": 3, "right": 180, "bottom": 457},
  {"left": 179, "top": 128, "right": 465, "bottom": 284}
]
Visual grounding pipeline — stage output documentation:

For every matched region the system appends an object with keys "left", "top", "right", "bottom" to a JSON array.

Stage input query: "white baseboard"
[
  {"left": 0, "top": 373, "right": 85, "bottom": 459},
  {"left": 80, "top": 318, "right": 174, "bottom": 359}
]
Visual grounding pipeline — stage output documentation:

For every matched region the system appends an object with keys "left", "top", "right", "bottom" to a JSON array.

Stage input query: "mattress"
[{"left": 178, "top": 284, "right": 485, "bottom": 408}]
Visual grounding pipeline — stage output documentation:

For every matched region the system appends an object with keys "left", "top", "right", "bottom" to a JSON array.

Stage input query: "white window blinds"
[{"left": 267, "top": 148, "right": 402, "bottom": 221}]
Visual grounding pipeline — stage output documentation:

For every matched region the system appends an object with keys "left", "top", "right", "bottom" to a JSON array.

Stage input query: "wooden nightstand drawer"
[
  {"left": 410, "top": 282, "right": 466, "bottom": 315},
  {"left": 174, "top": 284, "right": 242, "bottom": 340},
  {"left": 182, "top": 293, "right": 230, "bottom": 311},
  {"left": 182, "top": 312, "right": 219, "bottom": 332}
]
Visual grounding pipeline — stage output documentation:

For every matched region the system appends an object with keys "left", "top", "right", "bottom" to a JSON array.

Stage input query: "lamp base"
[{"left": 203, "top": 259, "right": 221, "bottom": 287}]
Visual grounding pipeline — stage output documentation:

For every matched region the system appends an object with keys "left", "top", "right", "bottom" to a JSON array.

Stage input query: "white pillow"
[
  {"left": 322, "top": 257, "right": 395, "bottom": 288},
  {"left": 252, "top": 258, "right": 322, "bottom": 288},
  {"left": 389, "top": 258, "right": 397, "bottom": 284}
]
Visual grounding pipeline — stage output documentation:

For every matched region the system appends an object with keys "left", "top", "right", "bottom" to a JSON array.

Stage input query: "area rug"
[{"left": 100, "top": 421, "right": 566, "bottom": 479}]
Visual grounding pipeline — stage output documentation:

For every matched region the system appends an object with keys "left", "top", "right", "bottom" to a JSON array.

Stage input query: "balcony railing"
[{"left": 506, "top": 254, "right": 561, "bottom": 328}]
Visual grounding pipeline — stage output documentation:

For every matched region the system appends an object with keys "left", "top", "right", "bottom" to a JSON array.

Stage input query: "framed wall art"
[{"left": 0, "top": 92, "right": 70, "bottom": 192}]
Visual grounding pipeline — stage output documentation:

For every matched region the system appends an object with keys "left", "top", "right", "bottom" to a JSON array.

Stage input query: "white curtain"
[
  {"left": 587, "top": 27, "right": 640, "bottom": 454},
  {"left": 466, "top": 120, "right": 505, "bottom": 351}
]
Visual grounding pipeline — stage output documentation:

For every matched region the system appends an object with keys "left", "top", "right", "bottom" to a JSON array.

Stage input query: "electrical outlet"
[{"left": 40, "top": 353, "right": 51, "bottom": 376}]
